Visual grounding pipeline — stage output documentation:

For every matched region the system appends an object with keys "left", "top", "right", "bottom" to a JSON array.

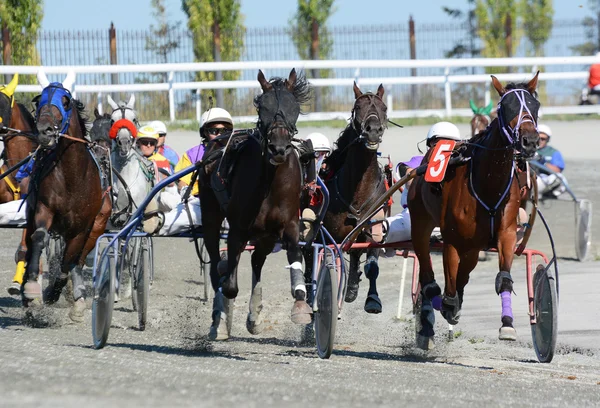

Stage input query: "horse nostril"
[
  {"left": 45, "top": 126, "right": 54, "bottom": 134},
  {"left": 366, "top": 125, "right": 371, "bottom": 132}
]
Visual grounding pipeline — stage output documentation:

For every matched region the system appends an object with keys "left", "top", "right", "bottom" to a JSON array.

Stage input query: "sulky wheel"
[
  {"left": 132, "top": 237, "right": 151, "bottom": 331},
  {"left": 575, "top": 199, "right": 592, "bottom": 262},
  {"left": 531, "top": 264, "right": 558, "bottom": 363},
  {"left": 92, "top": 245, "right": 117, "bottom": 349},
  {"left": 315, "top": 252, "right": 339, "bottom": 359}
]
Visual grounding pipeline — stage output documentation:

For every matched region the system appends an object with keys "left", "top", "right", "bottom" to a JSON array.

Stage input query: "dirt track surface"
[{"left": 1, "top": 120, "right": 600, "bottom": 407}]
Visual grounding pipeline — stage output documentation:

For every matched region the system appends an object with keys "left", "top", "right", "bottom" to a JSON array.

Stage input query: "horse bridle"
[
  {"left": 36, "top": 85, "right": 73, "bottom": 140},
  {"left": 259, "top": 86, "right": 299, "bottom": 141},
  {"left": 497, "top": 89, "right": 539, "bottom": 155},
  {"left": 351, "top": 93, "right": 387, "bottom": 145}
]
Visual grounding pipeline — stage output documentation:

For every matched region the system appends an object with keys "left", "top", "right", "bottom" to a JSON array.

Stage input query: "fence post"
[
  {"left": 444, "top": 67, "right": 452, "bottom": 117},
  {"left": 109, "top": 22, "right": 118, "bottom": 85},
  {"left": 504, "top": 13, "right": 512, "bottom": 73},
  {"left": 196, "top": 89, "right": 202, "bottom": 123},
  {"left": 97, "top": 92, "right": 103, "bottom": 115},
  {"left": 168, "top": 71, "right": 175, "bottom": 122},
  {"left": 2, "top": 23, "right": 12, "bottom": 84},
  {"left": 386, "top": 91, "right": 393, "bottom": 115},
  {"left": 409, "top": 16, "right": 417, "bottom": 109}
]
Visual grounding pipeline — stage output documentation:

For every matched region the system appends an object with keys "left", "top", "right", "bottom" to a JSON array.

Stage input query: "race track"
[{"left": 1, "top": 120, "right": 599, "bottom": 407}]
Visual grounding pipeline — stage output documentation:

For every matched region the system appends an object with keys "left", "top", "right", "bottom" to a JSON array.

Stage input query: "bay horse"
[
  {"left": 305, "top": 82, "right": 388, "bottom": 314},
  {"left": 201, "top": 69, "right": 311, "bottom": 340},
  {"left": 469, "top": 99, "right": 493, "bottom": 137},
  {"left": 0, "top": 74, "right": 40, "bottom": 296},
  {"left": 21, "top": 70, "right": 112, "bottom": 322},
  {"left": 408, "top": 72, "right": 540, "bottom": 349}
]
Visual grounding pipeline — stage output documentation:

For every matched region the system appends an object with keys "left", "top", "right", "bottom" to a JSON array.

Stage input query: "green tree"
[
  {"left": 571, "top": 1, "right": 600, "bottom": 55},
  {"left": 475, "top": 0, "right": 522, "bottom": 73},
  {"left": 0, "top": 0, "right": 43, "bottom": 85},
  {"left": 289, "top": 0, "right": 336, "bottom": 112},
  {"left": 182, "top": 0, "right": 245, "bottom": 108},
  {"left": 146, "top": 0, "right": 180, "bottom": 66},
  {"left": 443, "top": 0, "right": 480, "bottom": 60},
  {"left": 522, "top": 0, "right": 553, "bottom": 56}
]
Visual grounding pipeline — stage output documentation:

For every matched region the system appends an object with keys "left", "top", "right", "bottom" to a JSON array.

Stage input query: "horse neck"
[
  {"left": 338, "top": 128, "right": 379, "bottom": 189},
  {"left": 471, "top": 120, "right": 515, "bottom": 199},
  {"left": 6, "top": 104, "right": 36, "bottom": 164}
]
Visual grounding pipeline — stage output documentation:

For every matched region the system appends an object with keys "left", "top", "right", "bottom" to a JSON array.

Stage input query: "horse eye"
[{"left": 62, "top": 96, "right": 72, "bottom": 110}]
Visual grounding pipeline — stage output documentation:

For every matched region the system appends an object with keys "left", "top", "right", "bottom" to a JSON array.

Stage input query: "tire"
[
  {"left": 531, "top": 264, "right": 558, "bottom": 363},
  {"left": 314, "top": 253, "right": 338, "bottom": 359},
  {"left": 92, "top": 245, "right": 116, "bottom": 349},
  {"left": 132, "top": 237, "right": 151, "bottom": 331},
  {"left": 575, "top": 200, "right": 592, "bottom": 262}
]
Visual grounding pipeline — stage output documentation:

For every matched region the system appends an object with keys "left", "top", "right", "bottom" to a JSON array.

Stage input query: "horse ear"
[
  {"left": 286, "top": 68, "right": 297, "bottom": 92},
  {"left": 94, "top": 107, "right": 101, "bottom": 119},
  {"left": 107, "top": 95, "right": 119, "bottom": 110},
  {"left": 0, "top": 73, "right": 19, "bottom": 98},
  {"left": 491, "top": 75, "right": 505, "bottom": 96},
  {"left": 257, "top": 70, "right": 272, "bottom": 92},
  {"left": 127, "top": 94, "right": 135, "bottom": 109},
  {"left": 527, "top": 71, "right": 540, "bottom": 94},
  {"left": 469, "top": 99, "right": 478, "bottom": 114},
  {"left": 482, "top": 100, "right": 494, "bottom": 116},
  {"left": 353, "top": 81, "right": 362, "bottom": 99},
  {"left": 62, "top": 70, "right": 76, "bottom": 92},
  {"left": 376, "top": 84, "right": 384, "bottom": 99}
]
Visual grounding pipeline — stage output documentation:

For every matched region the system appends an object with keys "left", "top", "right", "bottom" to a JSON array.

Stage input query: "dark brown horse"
[
  {"left": 201, "top": 69, "right": 311, "bottom": 340},
  {"left": 0, "top": 74, "right": 37, "bottom": 203},
  {"left": 305, "top": 82, "right": 388, "bottom": 314},
  {"left": 21, "top": 71, "right": 111, "bottom": 322},
  {"left": 408, "top": 73, "right": 540, "bottom": 349}
]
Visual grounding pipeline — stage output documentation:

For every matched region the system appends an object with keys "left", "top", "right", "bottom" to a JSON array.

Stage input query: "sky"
[{"left": 42, "top": 0, "right": 592, "bottom": 31}]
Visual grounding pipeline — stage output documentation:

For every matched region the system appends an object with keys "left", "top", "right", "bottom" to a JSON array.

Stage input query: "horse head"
[
  {"left": 351, "top": 82, "right": 387, "bottom": 150},
  {"left": 109, "top": 118, "right": 137, "bottom": 158},
  {"left": 255, "top": 68, "right": 311, "bottom": 165},
  {"left": 90, "top": 108, "right": 113, "bottom": 151},
  {"left": 469, "top": 99, "right": 493, "bottom": 137},
  {"left": 107, "top": 94, "right": 139, "bottom": 127},
  {"left": 34, "top": 70, "right": 76, "bottom": 148},
  {"left": 491, "top": 72, "right": 540, "bottom": 159},
  {"left": 0, "top": 73, "right": 19, "bottom": 129}
]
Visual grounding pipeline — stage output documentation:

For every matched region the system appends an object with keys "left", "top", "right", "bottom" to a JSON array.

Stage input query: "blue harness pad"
[{"left": 36, "top": 83, "right": 73, "bottom": 134}]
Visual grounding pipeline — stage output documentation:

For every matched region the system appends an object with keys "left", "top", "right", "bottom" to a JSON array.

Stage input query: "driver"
[{"left": 534, "top": 124, "right": 567, "bottom": 198}]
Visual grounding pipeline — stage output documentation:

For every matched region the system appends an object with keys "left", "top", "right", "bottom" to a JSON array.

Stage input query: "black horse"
[
  {"left": 304, "top": 82, "right": 388, "bottom": 314},
  {"left": 22, "top": 71, "right": 112, "bottom": 322},
  {"left": 201, "top": 69, "right": 312, "bottom": 340}
]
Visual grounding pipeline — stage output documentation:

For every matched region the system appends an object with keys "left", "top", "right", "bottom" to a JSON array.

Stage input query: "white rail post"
[
  {"left": 97, "top": 92, "right": 103, "bottom": 114},
  {"left": 196, "top": 89, "right": 201, "bottom": 123},
  {"left": 484, "top": 77, "right": 491, "bottom": 107},
  {"left": 386, "top": 90, "right": 393, "bottom": 115},
  {"left": 444, "top": 66, "right": 452, "bottom": 117},
  {"left": 168, "top": 71, "right": 175, "bottom": 122}
]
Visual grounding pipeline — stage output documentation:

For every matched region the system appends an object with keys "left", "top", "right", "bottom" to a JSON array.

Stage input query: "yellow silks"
[{"left": 0, "top": 73, "right": 18, "bottom": 107}]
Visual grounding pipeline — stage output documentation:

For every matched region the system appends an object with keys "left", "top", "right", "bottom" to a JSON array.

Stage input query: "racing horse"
[
  {"left": 21, "top": 70, "right": 111, "bottom": 322},
  {"left": 408, "top": 72, "right": 540, "bottom": 349},
  {"left": 469, "top": 99, "right": 493, "bottom": 137},
  {"left": 307, "top": 82, "right": 388, "bottom": 314},
  {"left": 201, "top": 69, "right": 312, "bottom": 340},
  {"left": 0, "top": 74, "right": 40, "bottom": 296}
]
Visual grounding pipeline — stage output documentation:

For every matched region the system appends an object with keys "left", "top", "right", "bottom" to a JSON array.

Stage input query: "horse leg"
[
  {"left": 22, "top": 206, "right": 53, "bottom": 302},
  {"left": 246, "top": 238, "right": 275, "bottom": 334},
  {"left": 301, "top": 246, "right": 314, "bottom": 304},
  {"left": 288, "top": 244, "right": 312, "bottom": 325},
  {"left": 344, "top": 251, "right": 361, "bottom": 303},
  {"left": 58, "top": 233, "right": 90, "bottom": 322},
  {"left": 496, "top": 231, "right": 518, "bottom": 341},
  {"left": 7, "top": 229, "right": 28, "bottom": 296},
  {"left": 440, "top": 243, "right": 462, "bottom": 325},
  {"left": 364, "top": 247, "right": 382, "bottom": 314}
]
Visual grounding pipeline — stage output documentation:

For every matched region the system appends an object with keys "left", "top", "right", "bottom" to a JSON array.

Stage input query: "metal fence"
[{"left": 1, "top": 18, "right": 596, "bottom": 121}]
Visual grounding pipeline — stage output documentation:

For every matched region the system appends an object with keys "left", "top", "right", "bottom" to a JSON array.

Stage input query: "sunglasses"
[
  {"left": 139, "top": 140, "right": 157, "bottom": 147},
  {"left": 206, "top": 127, "right": 228, "bottom": 136}
]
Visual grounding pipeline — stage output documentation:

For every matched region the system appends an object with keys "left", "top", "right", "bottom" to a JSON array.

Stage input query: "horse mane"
[
  {"left": 72, "top": 99, "right": 90, "bottom": 137},
  {"left": 326, "top": 124, "right": 358, "bottom": 174},
  {"left": 253, "top": 71, "right": 312, "bottom": 113},
  {"left": 16, "top": 103, "right": 36, "bottom": 130}
]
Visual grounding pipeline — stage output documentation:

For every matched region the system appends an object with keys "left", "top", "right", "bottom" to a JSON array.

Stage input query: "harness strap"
[
  {"left": 333, "top": 167, "right": 386, "bottom": 221},
  {"left": 1, "top": 164, "right": 20, "bottom": 200}
]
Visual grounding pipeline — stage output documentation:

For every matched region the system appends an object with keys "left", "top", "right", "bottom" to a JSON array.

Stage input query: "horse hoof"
[
  {"left": 68, "top": 298, "right": 86, "bottom": 323},
  {"left": 208, "top": 315, "right": 230, "bottom": 341},
  {"left": 416, "top": 334, "right": 435, "bottom": 351},
  {"left": 441, "top": 310, "right": 461, "bottom": 325},
  {"left": 290, "top": 300, "right": 312, "bottom": 325},
  {"left": 23, "top": 281, "right": 42, "bottom": 300},
  {"left": 221, "top": 286, "right": 238, "bottom": 300},
  {"left": 364, "top": 294, "right": 382, "bottom": 314},
  {"left": 344, "top": 284, "right": 359, "bottom": 303},
  {"left": 7, "top": 282, "right": 21, "bottom": 297},
  {"left": 499, "top": 326, "right": 517, "bottom": 341},
  {"left": 246, "top": 314, "right": 264, "bottom": 335}
]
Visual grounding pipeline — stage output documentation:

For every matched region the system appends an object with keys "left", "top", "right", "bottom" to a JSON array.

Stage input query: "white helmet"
[
  {"left": 305, "top": 132, "right": 331, "bottom": 155},
  {"left": 426, "top": 121, "right": 461, "bottom": 145},
  {"left": 149, "top": 120, "right": 167, "bottom": 135},
  {"left": 200, "top": 107, "right": 233, "bottom": 128},
  {"left": 537, "top": 123, "right": 552, "bottom": 138}
]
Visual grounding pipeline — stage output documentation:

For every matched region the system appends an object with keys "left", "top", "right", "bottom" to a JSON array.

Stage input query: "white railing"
[{"left": 2, "top": 56, "right": 599, "bottom": 122}]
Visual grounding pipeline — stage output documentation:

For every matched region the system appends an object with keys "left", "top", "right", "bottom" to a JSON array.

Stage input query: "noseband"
[
  {"left": 259, "top": 86, "right": 299, "bottom": 146},
  {"left": 36, "top": 84, "right": 73, "bottom": 135}
]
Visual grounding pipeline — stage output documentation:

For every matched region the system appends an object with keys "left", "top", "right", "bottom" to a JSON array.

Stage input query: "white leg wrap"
[
  {"left": 294, "top": 284, "right": 307, "bottom": 294},
  {"left": 286, "top": 261, "right": 303, "bottom": 272}
]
